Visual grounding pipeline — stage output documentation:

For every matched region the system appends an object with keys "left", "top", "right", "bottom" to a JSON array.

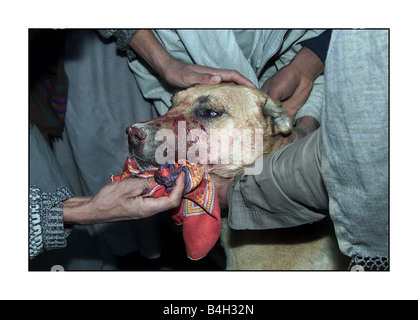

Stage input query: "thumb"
[
  {"left": 170, "top": 171, "right": 185, "bottom": 198},
  {"left": 209, "top": 75, "right": 222, "bottom": 84},
  {"left": 260, "top": 77, "right": 271, "bottom": 94},
  {"left": 185, "top": 73, "right": 222, "bottom": 86}
]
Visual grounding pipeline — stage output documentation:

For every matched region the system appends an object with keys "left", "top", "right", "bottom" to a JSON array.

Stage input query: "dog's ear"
[{"left": 262, "top": 96, "right": 292, "bottom": 135}]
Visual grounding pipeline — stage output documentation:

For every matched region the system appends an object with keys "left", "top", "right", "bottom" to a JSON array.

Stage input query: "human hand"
[
  {"left": 63, "top": 172, "right": 185, "bottom": 224},
  {"left": 279, "top": 116, "right": 320, "bottom": 148},
  {"left": 162, "top": 58, "right": 256, "bottom": 89},
  {"left": 261, "top": 47, "right": 324, "bottom": 122},
  {"left": 129, "top": 30, "right": 256, "bottom": 90},
  {"left": 261, "top": 65, "right": 314, "bottom": 121}
]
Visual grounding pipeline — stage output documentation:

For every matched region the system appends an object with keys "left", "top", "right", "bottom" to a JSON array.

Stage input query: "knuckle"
[
  {"left": 170, "top": 195, "right": 182, "bottom": 209},
  {"left": 230, "top": 70, "right": 239, "bottom": 77}
]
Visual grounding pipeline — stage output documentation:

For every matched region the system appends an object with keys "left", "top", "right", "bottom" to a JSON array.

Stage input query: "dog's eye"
[{"left": 197, "top": 108, "right": 223, "bottom": 119}]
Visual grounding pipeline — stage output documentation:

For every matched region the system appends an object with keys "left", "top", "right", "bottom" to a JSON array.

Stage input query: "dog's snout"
[{"left": 126, "top": 125, "right": 147, "bottom": 143}]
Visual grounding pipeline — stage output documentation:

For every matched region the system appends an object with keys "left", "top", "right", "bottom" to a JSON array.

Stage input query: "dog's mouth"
[{"left": 128, "top": 150, "right": 159, "bottom": 172}]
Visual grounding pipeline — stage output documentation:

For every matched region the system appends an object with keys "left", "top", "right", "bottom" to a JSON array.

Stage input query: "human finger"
[
  {"left": 120, "top": 177, "right": 154, "bottom": 197},
  {"left": 214, "top": 69, "right": 256, "bottom": 88},
  {"left": 136, "top": 171, "right": 185, "bottom": 217},
  {"left": 260, "top": 77, "right": 272, "bottom": 94},
  {"left": 168, "top": 171, "right": 185, "bottom": 202},
  {"left": 281, "top": 77, "right": 313, "bottom": 120},
  {"left": 182, "top": 72, "right": 223, "bottom": 87},
  {"left": 187, "top": 64, "right": 256, "bottom": 88}
]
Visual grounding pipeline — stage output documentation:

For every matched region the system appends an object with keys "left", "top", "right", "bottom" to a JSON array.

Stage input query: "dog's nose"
[{"left": 126, "top": 125, "right": 147, "bottom": 143}]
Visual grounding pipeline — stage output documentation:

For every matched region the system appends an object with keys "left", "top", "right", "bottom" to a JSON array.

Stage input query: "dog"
[
  {"left": 127, "top": 84, "right": 291, "bottom": 178},
  {"left": 126, "top": 84, "right": 348, "bottom": 270}
]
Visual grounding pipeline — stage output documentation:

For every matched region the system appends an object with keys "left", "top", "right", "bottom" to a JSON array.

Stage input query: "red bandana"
[{"left": 111, "top": 157, "right": 221, "bottom": 260}]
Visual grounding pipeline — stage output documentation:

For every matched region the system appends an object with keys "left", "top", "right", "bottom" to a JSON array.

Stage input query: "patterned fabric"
[
  {"left": 29, "top": 186, "right": 73, "bottom": 259},
  {"left": 111, "top": 158, "right": 221, "bottom": 260},
  {"left": 97, "top": 29, "right": 140, "bottom": 61},
  {"left": 348, "top": 255, "right": 389, "bottom": 271}
]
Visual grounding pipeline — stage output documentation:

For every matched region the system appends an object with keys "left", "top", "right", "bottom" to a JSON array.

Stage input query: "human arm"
[
  {"left": 260, "top": 31, "right": 331, "bottom": 146},
  {"left": 261, "top": 46, "right": 324, "bottom": 122},
  {"left": 128, "top": 30, "right": 256, "bottom": 89},
  {"left": 29, "top": 173, "right": 185, "bottom": 259},
  {"left": 98, "top": 29, "right": 255, "bottom": 88},
  {"left": 63, "top": 173, "right": 184, "bottom": 224},
  {"left": 260, "top": 30, "right": 332, "bottom": 142},
  {"left": 29, "top": 186, "right": 73, "bottom": 259},
  {"left": 212, "top": 123, "right": 322, "bottom": 214},
  {"left": 225, "top": 130, "right": 328, "bottom": 229}
]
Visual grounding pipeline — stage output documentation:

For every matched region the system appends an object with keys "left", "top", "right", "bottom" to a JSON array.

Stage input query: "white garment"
[{"left": 129, "top": 29, "right": 325, "bottom": 123}]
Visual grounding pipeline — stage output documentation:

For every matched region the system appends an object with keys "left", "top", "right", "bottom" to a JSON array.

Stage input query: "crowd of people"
[{"left": 29, "top": 29, "right": 388, "bottom": 271}]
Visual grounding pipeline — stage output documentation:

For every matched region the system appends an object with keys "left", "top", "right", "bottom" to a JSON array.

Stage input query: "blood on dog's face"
[{"left": 126, "top": 84, "right": 291, "bottom": 178}]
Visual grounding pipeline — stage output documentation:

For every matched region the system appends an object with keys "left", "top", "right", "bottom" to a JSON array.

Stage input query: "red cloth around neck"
[{"left": 111, "top": 157, "right": 221, "bottom": 260}]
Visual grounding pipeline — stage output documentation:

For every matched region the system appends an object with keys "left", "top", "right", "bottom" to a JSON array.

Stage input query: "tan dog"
[
  {"left": 126, "top": 84, "right": 348, "bottom": 270},
  {"left": 127, "top": 84, "right": 291, "bottom": 178}
]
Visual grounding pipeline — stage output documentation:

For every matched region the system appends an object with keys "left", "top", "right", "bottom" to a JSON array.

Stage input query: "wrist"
[
  {"left": 290, "top": 46, "right": 324, "bottom": 82},
  {"left": 62, "top": 196, "right": 93, "bottom": 225},
  {"left": 159, "top": 55, "right": 180, "bottom": 81}
]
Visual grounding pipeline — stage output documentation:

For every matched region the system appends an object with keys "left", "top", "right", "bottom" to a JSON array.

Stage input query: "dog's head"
[{"left": 127, "top": 84, "right": 291, "bottom": 178}]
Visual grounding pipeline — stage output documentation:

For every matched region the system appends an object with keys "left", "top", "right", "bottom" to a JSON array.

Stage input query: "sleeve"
[
  {"left": 29, "top": 185, "right": 73, "bottom": 259},
  {"left": 226, "top": 130, "right": 328, "bottom": 230},
  {"left": 97, "top": 29, "right": 140, "bottom": 61},
  {"left": 299, "top": 29, "right": 332, "bottom": 64}
]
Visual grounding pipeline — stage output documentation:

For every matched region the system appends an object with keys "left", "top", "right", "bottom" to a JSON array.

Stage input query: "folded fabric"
[{"left": 111, "top": 157, "right": 221, "bottom": 260}]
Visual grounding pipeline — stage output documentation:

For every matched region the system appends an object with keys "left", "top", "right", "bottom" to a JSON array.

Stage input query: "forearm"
[
  {"left": 261, "top": 41, "right": 325, "bottom": 122},
  {"left": 299, "top": 29, "right": 332, "bottom": 64},
  {"left": 62, "top": 196, "right": 94, "bottom": 225},
  {"left": 293, "top": 73, "right": 324, "bottom": 123},
  {"left": 128, "top": 30, "right": 173, "bottom": 79},
  {"left": 288, "top": 46, "right": 325, "bottom": 123},
  {"left": 62, "top": 175, "right": 184, "bottom": 225},
  {"left": 62, "top": 195, "right": 141, "bottom": 225},
  {"left": 288, "top": 38, "right": 326, "bottom": 122},
  {"left": 289, "top": 46, "right": 324, "bottom": 82}
]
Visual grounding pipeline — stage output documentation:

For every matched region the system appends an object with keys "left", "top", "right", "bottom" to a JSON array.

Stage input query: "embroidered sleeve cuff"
[
  {"left": 348, "top": 255, "right": 389, "bottom": 271},
  {"left": 29, "top": 186, "right": 73, "bottom": 259},
  {"left": 98, "top": 29, "right": 140, "bottom": 61},
  {"left": 41, "top": 187, "right": 73, "bottom": 251}
]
